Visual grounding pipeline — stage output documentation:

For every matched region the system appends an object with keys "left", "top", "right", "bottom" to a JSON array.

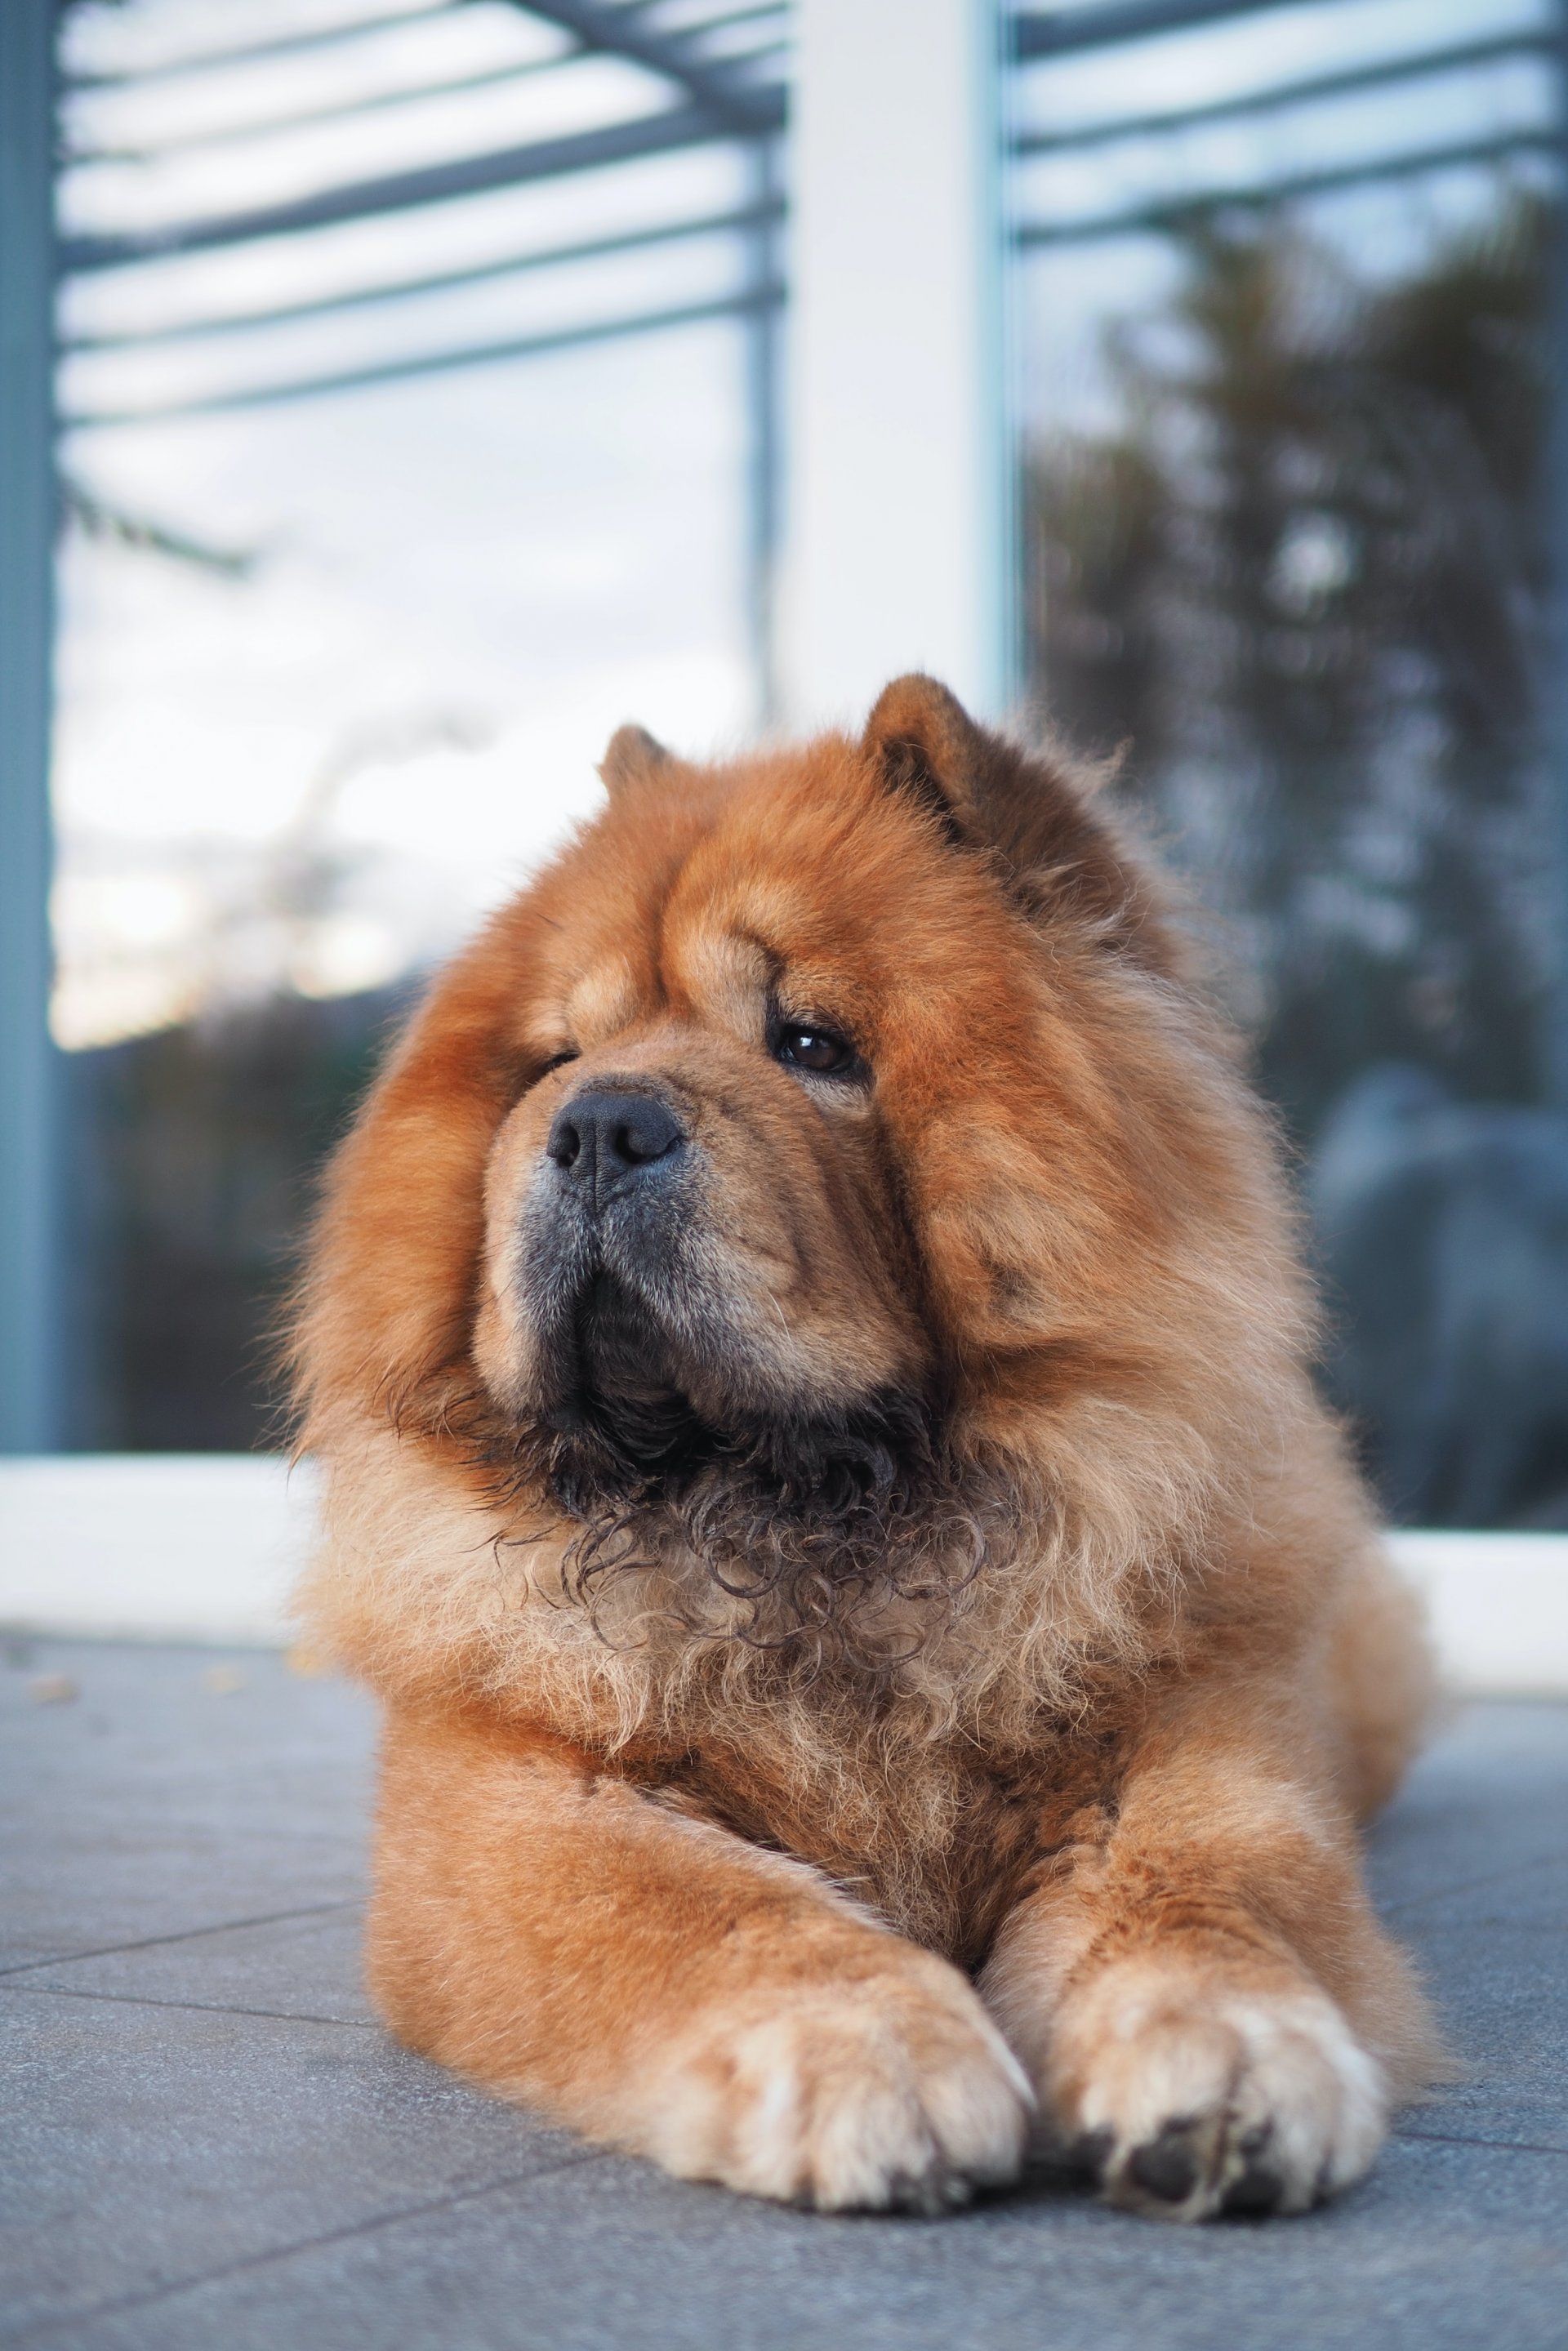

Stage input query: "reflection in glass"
[
  {"left": 53, "top": 0, "right": 781, "bottom": 1445},
  {"left": 1013, "top": 0, "right": 1568, "bottom": 1525}
]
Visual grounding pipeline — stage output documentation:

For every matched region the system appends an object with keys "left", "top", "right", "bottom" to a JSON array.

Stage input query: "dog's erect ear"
[
  {"left": 599, "top": 722, "right": 671, "bottom": 799},
  {"left": 860, "top": 674, "right": 987, "bottom": 845}
]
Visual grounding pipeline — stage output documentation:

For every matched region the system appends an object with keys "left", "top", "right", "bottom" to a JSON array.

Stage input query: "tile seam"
[
  {"left": 1379, "top": 1848, "right": 1568, "bottom": 1917},
  {"left": 0, "top": 1982, "right": 376, "bottom": 2031},
  {"left": 1395, "top": 2124, "right": 1568, "bottom": 2160},
  {"left": 6, "top": 2148, "right": 611, "bottom": 2346},
  {"left": 0, "top": 1899, "right": 363, "bottom": 1979}
]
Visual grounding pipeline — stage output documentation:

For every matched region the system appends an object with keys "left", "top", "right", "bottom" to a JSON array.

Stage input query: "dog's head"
[{"left": 298, "top": 678, "right": 1294, "bottom": 1652}]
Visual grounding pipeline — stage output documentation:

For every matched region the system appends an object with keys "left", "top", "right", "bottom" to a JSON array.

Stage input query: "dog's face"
[
  {"left": 471, "top": 818, "right": 934, "bottom": 1460},
  {"left": 301, "top": 676, "right": 1258, "bottom": 1647},
  {"left": 464, "top": 677, "right": 1187, "bottom": 1558},
  {"left": 471, "top": 733, "right": 965, "bottom": 1505}
]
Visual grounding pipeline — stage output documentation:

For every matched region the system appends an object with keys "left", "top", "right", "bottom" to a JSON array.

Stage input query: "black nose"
[{"left": 546, "top": 1089, "right": 687, "bottom": 1207}]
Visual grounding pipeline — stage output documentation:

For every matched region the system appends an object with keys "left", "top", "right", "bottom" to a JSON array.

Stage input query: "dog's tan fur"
[{"left": 294, "top": 676, "right": 1443, "bottom": 2220}]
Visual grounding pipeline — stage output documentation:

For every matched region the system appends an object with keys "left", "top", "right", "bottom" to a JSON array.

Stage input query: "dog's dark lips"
[
  {"left": 519, "top": 1265, "right": 944, "bottom": 1522},
  {"left": 533, "top": 1267, "right": 715, "bottom": 1495}
]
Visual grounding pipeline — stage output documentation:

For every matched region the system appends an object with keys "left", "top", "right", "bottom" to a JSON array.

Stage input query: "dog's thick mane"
[
  {"left": 294, "top": 701, "right": 1373, "bottom": 1838},
  {"left": 301, "top": 1293, "right": 1339, "bottom": 1781}
]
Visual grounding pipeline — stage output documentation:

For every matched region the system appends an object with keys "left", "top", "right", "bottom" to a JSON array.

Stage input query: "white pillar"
[{"left": 782, "top": 0, "right": 1008, "bottom": 730}]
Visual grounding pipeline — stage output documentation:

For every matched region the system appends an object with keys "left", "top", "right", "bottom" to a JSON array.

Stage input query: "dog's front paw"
[
  {"left": 1048, "top": 1964, "right": 1388, "bottom": 2221},
  {"left": 643, "top": 1955, "right": 1034, "bottom": 2212}
]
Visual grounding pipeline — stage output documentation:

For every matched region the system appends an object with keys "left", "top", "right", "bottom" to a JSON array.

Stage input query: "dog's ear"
[
  {"left": 599, "top": 722, "right": 671, "bottom": 799},
  {"left": 864, "top": 672, "right": 1182, "bottom": 973},
  {"left": 861, "top": 674, "right": 987, "bottom": 845}
]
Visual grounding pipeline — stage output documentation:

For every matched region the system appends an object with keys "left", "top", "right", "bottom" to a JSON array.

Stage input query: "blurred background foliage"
[
  {"left": 1025, "top": 195, "right": 1552, "bottom": 1138},
  {"left": 1025, "top": 194, "right": 1568, "bottom": 1526}
]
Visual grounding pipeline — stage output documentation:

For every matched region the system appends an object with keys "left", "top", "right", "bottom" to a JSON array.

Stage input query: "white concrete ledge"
[
  {"left": 1383, "top": 1530, "right": 1568, "bottom": 1702},
  {"left": 0, "top": 1454, "right": 316, "bottom": 1648},
  {"left": 1, "top": 1457, "right": 1566, "bottom": 1695}
]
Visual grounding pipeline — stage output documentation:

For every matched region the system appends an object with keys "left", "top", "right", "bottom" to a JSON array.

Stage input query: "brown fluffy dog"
[{"left": 293, "top": 675, "right": 1443, "bottom": 2222}]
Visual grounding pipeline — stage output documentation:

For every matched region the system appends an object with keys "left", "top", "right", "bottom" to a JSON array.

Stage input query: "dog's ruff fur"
[{"left": 293, "top": 675, "right": 1445, "bottom": 2221}]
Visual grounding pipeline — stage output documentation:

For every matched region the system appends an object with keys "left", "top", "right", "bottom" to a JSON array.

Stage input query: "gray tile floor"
[{"left": 2, "top": 1640, "right": 1565, "bottom": 2351}]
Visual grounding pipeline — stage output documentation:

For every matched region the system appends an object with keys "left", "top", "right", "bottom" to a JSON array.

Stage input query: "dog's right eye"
[
  {"left": 536, "top": 1051, "right": 578, "bottom": 1084},
  {"left": 777, "top": 1026, "right": 854, "bottom": 1075}
]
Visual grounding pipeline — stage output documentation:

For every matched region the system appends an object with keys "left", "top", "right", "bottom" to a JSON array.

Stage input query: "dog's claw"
[{"left": 1128, "top": 2122, "right": 1201, "bottom": 2204}]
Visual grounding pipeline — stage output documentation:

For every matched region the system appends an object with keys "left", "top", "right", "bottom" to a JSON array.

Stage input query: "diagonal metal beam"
[
  {"left": 1013, "top": 0, "right": 1367, "bottom": 64},
  {"left": 65, "top": 2, "right": 477, "bottom": 90},
  {"left": 63, "top": 200, "right": 783, "bottom": 349},
  {"left": 63, "top": 283, "right": 785, "bottom": 428},
  {"left": 69, "top": 47, "right": 580, "bottom": 167},
  {"left": 507, "top": 2, "right": 783, "bottom": 134},
  {"left": 59, "top": 98, "right": 782, "bottom": 274},
  {"left": 1013, "top": 31, "right": 1554, "bottom": 158},
  {"left": 1015, "top": 127, "right": 1556, "bottom": 245}
]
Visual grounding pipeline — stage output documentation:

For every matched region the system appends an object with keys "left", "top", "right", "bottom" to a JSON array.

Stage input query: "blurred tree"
[{"left": 1024, "top": 194, "right": 1552, "bottom": 1144}]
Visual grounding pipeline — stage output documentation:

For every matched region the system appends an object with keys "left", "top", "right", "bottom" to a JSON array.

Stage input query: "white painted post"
[{"left": 782, "top": 0, "right": 1008, "bottom": 731}]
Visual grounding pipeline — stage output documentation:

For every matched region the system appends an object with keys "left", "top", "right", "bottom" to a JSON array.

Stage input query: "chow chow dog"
[{"left": 294, "top": 675, "right": 1441, "bottom": 2221}]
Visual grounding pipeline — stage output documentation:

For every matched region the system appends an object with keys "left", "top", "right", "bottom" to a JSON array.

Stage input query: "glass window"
[
  {"left": 52, "top": 0, "right": 783, "bottom": 1447},
  {"left": 1009, "top": 0, "right": 1567, "bottom": 1526}
]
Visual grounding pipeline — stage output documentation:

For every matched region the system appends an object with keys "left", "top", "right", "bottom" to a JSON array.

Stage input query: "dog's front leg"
[
  {"left": 980, "top": 1690, "right": 1440, "bottom": 2220},
  {"left": 368, "top": 1705, "right": 1031, "bottom": 2210}
]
